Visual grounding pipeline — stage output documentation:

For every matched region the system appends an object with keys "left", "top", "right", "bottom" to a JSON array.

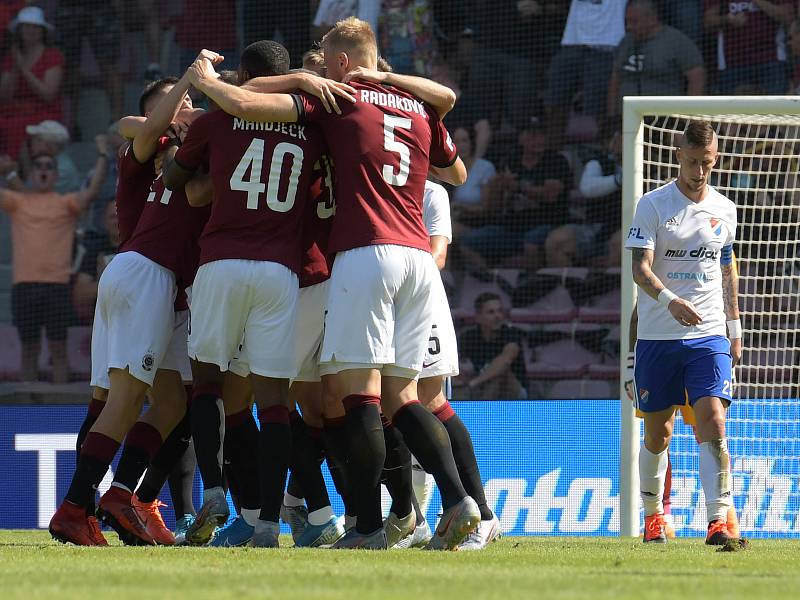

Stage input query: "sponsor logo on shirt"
[
  {"left": 664, "top": 216, "right": 680, "bottom": 230},
  {"left": 729, "top": 2, "right": 759, "bottom": 15},
  {"left": 664, "top": 246, "right": 719, "bottom": 261},
  {"left": 627, "top": 227, "right": 645, "bottom": 240}
]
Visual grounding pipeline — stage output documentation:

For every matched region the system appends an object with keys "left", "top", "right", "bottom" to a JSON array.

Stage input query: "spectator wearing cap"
[
  {"left": 0, "top": 134, "right": 109, "bottom": 383},
  {"left": 20, "top": 120, "right": 81, "bottom": 193},
  {"left": 0, "top": 6, "right": 64, "bottom": 159}
]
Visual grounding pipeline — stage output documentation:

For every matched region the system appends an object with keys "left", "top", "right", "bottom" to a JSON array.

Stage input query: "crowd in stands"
[{"left": 0, "top": 0, "right": 794, "bottom": 397}]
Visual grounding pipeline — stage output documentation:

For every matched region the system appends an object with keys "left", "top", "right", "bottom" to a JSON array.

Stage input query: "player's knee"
[{"left": 418, "top": 376, "right": 444, "bottom": 408}]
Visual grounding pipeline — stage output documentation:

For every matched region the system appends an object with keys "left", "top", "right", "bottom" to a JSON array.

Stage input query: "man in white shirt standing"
[
  {"left": 545, "top": 0, "right": 627, "bottom": 147},
  {"left": 625, "top": 120, "right": 744, "bottom": 546}
]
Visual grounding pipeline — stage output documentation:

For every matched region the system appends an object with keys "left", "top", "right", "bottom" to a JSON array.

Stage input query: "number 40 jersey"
[{"left": 174, "top": 109, "right": 326, "bottom": 276}]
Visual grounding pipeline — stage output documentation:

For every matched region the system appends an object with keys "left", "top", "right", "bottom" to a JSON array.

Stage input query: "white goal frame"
[{"left": 619, "top": 95, "right": 800, "bottom": 537}]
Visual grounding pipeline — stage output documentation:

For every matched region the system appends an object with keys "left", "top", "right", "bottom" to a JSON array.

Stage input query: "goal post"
[{"left": 620, "top": 96, "right": 800, "bottom": 538}]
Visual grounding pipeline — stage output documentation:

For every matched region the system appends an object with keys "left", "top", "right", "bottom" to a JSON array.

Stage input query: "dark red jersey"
[
  {"left": 299, "top": 155, "right": 334, "bottom": 288},
  {"left": 115, "top": 144, "right": 155, "bottom": 245},
  {"left": 293, "top": 81, "right": 458, "bottom": 255},
  {"left": 120, "top": 176, "right": 210, "bottom": 295},
  {"left": 174, "top": 110, "right": 326, "bottom": 275}
]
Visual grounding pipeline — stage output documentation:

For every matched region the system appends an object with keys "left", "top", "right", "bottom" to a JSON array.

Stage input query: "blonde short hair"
[{"left": 321, "top": 16, "right": 377, "bottom": 64}]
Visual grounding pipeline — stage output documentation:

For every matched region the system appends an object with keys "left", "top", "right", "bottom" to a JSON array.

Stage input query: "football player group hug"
[
  {"left": 48, "top": 16, "right": 746, "bottom": 551},
  {"left": 48, "top": 17, "right": 500, "bottom": 550}
]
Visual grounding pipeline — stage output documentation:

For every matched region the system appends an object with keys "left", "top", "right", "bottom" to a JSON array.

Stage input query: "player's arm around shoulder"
[
  {"left": 188, "top": 52, "right": 299, "bottom": 123},
  {"left": 344, "top": 67, "right": 456, "bottom": 118}
]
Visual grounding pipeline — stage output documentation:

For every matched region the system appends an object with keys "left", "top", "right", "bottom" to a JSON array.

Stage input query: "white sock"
[
  {"left": 639, "top": 444, "right": 668, "bottom": 516},
  {"left": 110, "top": 482, "right": 132, "bottom": 494},
  {"left": 283, "top": 492, "right": 305, "bottom": 507},
  {"left": 240, "top": 508, "right": 259, "bottom": 527},
  {"left": 699, "top": 439, "right": 733, "bottom": 522},
  {"left": 308, "top": 506, "right": 334, "bottom": 526}
]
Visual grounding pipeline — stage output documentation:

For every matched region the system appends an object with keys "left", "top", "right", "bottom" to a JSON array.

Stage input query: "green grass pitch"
[{"left": 1, "top": 531, "right": 799, "bottom": 599}]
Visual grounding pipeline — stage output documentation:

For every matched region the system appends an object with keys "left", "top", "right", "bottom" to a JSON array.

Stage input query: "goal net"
[{"left": 620, "top": 97, "right": 800, "bottom": 538}]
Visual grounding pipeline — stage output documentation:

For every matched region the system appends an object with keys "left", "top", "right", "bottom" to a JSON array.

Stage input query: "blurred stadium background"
[{"left": 0, "top": 0, "right": 798, "bottom": 539}]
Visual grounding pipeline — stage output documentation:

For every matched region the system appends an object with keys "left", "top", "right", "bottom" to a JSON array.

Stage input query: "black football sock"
[
  {"left": 136, "top": 412, "right": 191, "bottom": 504},
  {"left": 323, "top": 416, "right": 355, "bottom": 517},
  {"left": 114, "top": 421, "right": 163, "bottom": 493},
  {"left": 190, "top": 384, "right": 225, "bottom": 490},
  {"left": 343, "top": 395, "right": 385, "bottom": 534},
  {"left": 286, "top": 472, "right": 304, "bottom": 500},
  {"left": 76, "top": 397, "right": 106, "bottom": 515},
  {"left": 289, "top": 412, "right": 330, "bottom": 513},
  {"left": 65, "top": 432, "right": 120, "bottom": 508},
  {"left": 167, "top": 441, "right": 197, "bottom": 517},
  {"left": 76, "top": 398, "right": 105, "bottom": 455},
  {"left": 382, "top": 420, "right": 413, "bottom": 518},
  {"left": 392, "top": 401, "right": 466, "bottom": 511},
  {"left": 434, "top": 402, "right": 493, "bottom": 520},
  {"left": 258, "top": 406, "right": 292, "bottom": 523},
  {"left": 224, "top": 408, "right": 261, "bottom": 511}
]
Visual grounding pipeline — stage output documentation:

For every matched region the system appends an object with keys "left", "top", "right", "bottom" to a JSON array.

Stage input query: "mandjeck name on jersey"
[{"left": 232, "top": 118, "right": 307, "bottom": 139}]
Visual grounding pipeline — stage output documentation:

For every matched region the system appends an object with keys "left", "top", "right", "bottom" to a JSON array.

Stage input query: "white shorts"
[
  {"left": 161, "top": 310, "right": 192, "bottom": 383},
  {"left": 90, "top": 251, "right": 177, "bottom": 388},
  {"left": 293, "top": 280, "right": 329, "bottom": 383},
  {"left": 188, "top": 259, "right": 299, "bottom": 379},
  {"left": 420, "top": 275, "right": 459, "bottom": 379},
  {"left": 319, "top": 245, "right": 437, "bottom": 377}
]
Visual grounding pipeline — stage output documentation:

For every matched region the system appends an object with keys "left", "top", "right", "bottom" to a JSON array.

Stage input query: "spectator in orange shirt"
[{"left": 0, "top": 134, "right": 109, "bottom": 383}]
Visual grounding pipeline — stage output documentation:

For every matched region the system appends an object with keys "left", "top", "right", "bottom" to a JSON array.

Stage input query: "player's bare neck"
[{"left": 675, "top": 178, "right": 707, "bottom": 204}]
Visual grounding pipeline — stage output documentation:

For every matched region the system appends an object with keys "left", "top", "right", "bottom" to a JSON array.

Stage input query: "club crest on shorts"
[
  {"left": 638, "top": 388, "right": 649, "bottom": 403},
  {"left": 142, "top": 351, "right": 155, "bottom": 372}
]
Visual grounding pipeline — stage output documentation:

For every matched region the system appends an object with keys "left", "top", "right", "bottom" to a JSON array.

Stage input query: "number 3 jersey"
[
  {"left": 174, "top": 109, "right": 326, "bottom": 275},
  {"left": 625, "top": 180, "right": 737, "bottom": 341},
  {"left": 293, "top": 81, "right": 458, "bottom": 255}
]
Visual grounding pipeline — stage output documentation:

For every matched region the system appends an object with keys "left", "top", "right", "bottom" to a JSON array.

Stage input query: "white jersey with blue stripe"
[{"left": 625, "top": 180, "right": 737, "bottom": 341}]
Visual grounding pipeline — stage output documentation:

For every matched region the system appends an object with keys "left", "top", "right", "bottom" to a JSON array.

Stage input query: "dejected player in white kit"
[{"left": 626, "top": 120, "right": 744, "bottom": 546}]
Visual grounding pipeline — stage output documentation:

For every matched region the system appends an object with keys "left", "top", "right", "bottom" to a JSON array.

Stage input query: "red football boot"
[
  {"left": 132, "top": 495, "right": 175, "bottom": 546},
  {"left": 97, "top": 486, "right": 156, "bottom": 546},
  {"left": 49, "top": 501, "right": 108, "bottom": 546},
  {"left": 643, "top": 513, "right": 667, "bottom": 544}
]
